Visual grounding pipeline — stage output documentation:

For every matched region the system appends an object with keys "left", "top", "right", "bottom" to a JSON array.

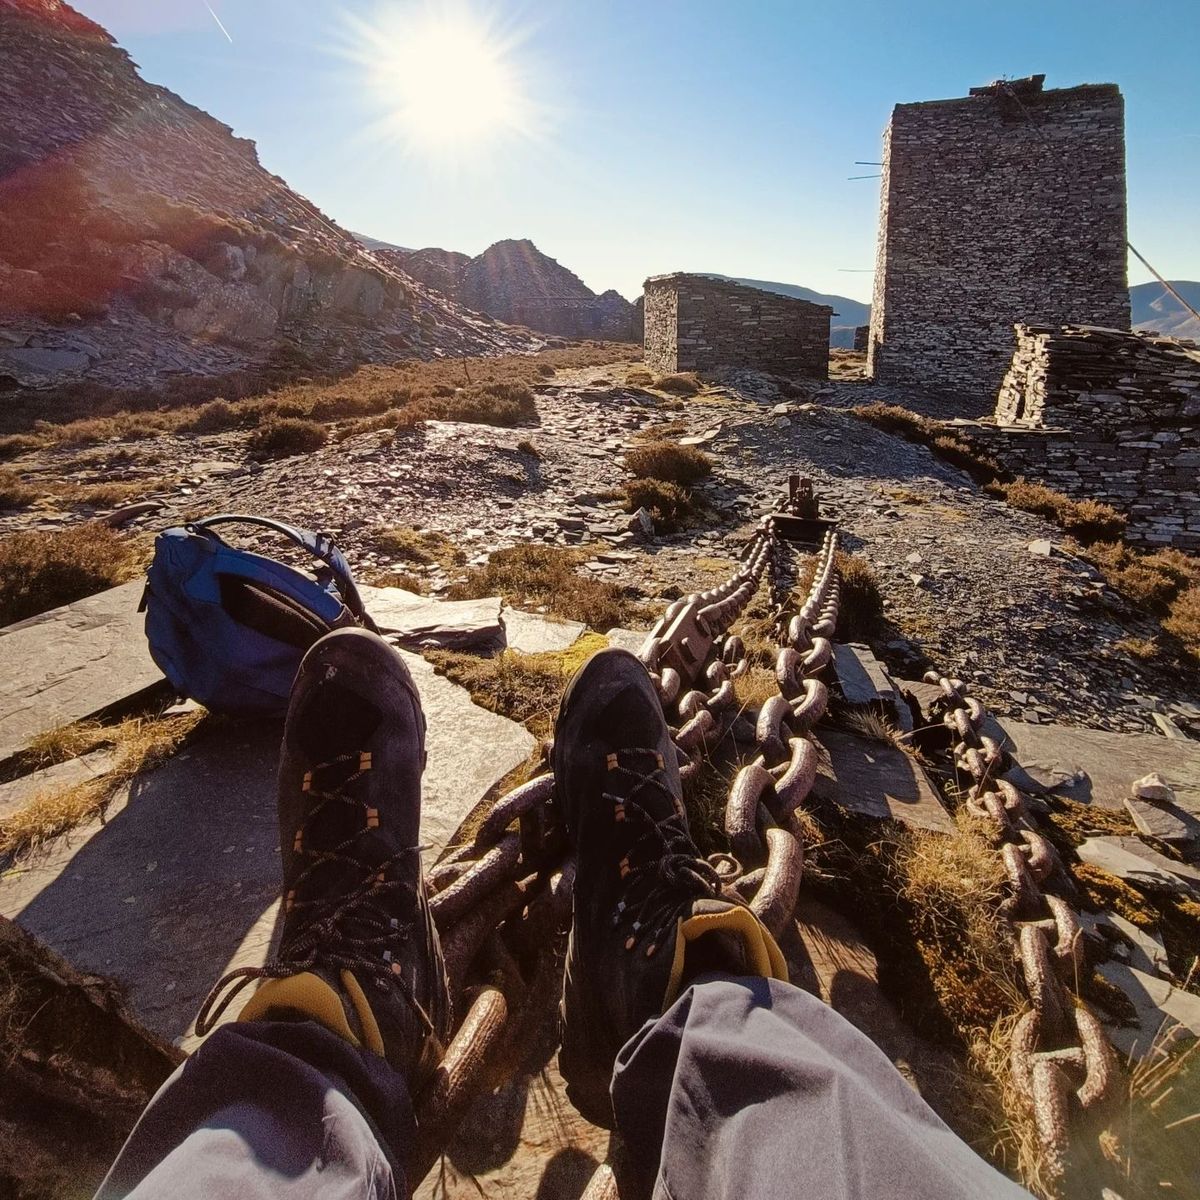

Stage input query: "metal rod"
[{"left": 1127, "top": 242, "right": 1200, "bottom": 328}]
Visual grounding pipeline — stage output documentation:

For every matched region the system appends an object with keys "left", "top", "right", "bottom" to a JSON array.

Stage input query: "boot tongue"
[{"left": 661, "top": 899, "right": 791, "bottom": 1009}]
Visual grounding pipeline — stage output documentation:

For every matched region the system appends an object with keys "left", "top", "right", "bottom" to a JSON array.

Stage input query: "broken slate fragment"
[
  {"left": 1097, "top": 960, "right": 1200, "bottom": 1061},
  {"left": 359, "top": 585, "right": 503, "bottom": 651},
  {"left": 1027, "top": 539, "right": 1053, "bottom": 557},
  {"left": 1123, "top": 798, "right": 1200, "bottom": 847},
  {"left": 1075, "top": 836, "right": 1200, "bottom": 894}
]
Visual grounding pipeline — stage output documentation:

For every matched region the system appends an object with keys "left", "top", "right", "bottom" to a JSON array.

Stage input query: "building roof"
[{"left": 642, "top": 272, "right": 834, "bottom": 314}]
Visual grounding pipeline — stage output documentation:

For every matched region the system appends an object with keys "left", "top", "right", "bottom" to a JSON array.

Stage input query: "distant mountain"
[
  {"left": 1130, "top": 280, "right": 1200, "bottom": 342},
  {"left": 352, "top": 232, "right": 412, "bottom": 254},
  {"left": 362, "top": 236, "right": 637, "bottom": 341},
  {"left": 705, "top": 275, "right": 870, "bottom": 347}
]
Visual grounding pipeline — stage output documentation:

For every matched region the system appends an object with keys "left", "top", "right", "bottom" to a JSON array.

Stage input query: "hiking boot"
[
  {"left": 196, "top": 627, "right": 452, "bottom": 1087},
  {"left": 553, "top": 648, "right": 787, "bottom": 1128}
]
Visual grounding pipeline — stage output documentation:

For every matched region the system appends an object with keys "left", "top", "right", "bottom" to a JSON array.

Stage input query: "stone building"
[
  {"left": 969, "top": 325, "right": 1200, "bottom": 549},
  {"left": 643, "top": 274, "right": 831, "bottom": 378},
  {"left": 867, "top": 75, "right": 1130, "bottom": 399}
]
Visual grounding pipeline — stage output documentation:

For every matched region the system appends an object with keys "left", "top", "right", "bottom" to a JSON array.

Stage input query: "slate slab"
[
  {"left": 359, "top": 585, "right": 504, "bottom": 651},
  {"left": 604, "top": 627, "right": 649, "bottom": 654},
  {"left": 1097, "top": 960, "right": 1200, "bottom": 1061},
  {"left": 0, "top": 649, "right": 534, "bottom": 1046},
  {"left": 833, "top": 643, "right": 913, "bottom": 732},
  {"left": 501, "top": 608, "right": 585, "bottom": 655},
  {"left": 1075, "top": 836, "right": 1200, "bottom": 894},
  {"left": 812, "top": 728, "right": 953, "bottom": 833},
  {"left": 991, "top": 720, "right": 1200, "bottom": 815},
  {"left": 0, "top": 582, "right": 165, "bottom": 762},
  {"left": 1124, "top": 798, "right": 1200, "bottom": 847}
]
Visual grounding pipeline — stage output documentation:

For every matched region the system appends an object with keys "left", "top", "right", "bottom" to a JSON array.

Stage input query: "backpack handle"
[{"left": 188, "top": 514, "right": 376, "bottom": 632}]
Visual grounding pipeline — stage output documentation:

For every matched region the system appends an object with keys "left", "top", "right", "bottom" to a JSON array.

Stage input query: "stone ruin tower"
[{"left": 866, "top": 75, "right": 1131, "bottom": 399}]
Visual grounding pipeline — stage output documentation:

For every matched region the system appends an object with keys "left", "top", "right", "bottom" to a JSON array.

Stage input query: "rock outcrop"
[
  {"left": 0, "top": 0, "right": 533, "bottom": 393},
  {"left": 376, "top": 238, "right": 636, "bottom": 341}
]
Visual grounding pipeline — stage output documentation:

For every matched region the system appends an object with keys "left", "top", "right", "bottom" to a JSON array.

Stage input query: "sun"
[{"left": 345, "top": 3, "right": 536, "bottom": 154}]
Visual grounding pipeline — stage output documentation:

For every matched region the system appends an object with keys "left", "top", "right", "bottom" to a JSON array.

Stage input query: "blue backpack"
[{"left": 143, "top": 514, "right": 377, "bottom": 716}]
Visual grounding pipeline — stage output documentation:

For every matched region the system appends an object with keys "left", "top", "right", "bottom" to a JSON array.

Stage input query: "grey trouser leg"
[
  {"left": 95, "top": 1021, "right": 412, "bottom": 1200},
  {"left": 612, "top": 976, "right": 1031, "bottom": 1199}
]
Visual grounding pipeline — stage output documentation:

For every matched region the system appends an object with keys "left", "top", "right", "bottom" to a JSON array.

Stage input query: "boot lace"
[
  {"left": 606, "top": 748, "right": 723, "bottom": 958},
  {"left": 195, "top": 751, "right": 428, "bottom": 1037}
]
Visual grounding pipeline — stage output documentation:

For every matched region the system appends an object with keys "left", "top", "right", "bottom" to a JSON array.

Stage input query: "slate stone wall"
[
  {"left": 969, "top": 324, "right": 1200, "bottom": 550},
  {"left": 867, "top": 76, "right": 1130, "bottom": 400},
  {"left": 643, "top": 274, "right": 831, "bottom": 378}
]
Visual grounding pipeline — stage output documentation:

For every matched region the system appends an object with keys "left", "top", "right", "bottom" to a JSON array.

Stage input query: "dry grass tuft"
[
  {"left": 618, "top": 478, "right": 699, "bottom": 533},
  {"left": 448, "top": 545, "right": 643, "bottom": 631},
  {"left": 0, "top": 710, "right": 207, "bottom": 857},
  {"left": 654, "top": 372, "right": 702, "bottom": 396},
  {"left": 246, "top": 417, "right": 327, "bottom": 459},
  {"left": 1164, "top": 587, "right": 1200, "bottom": 659},
  {"left": 370, "top": 526, "right": 464, "bottom": 573},
  {"left": 626, "top": 367, "right": 654, "bottom": 387},
  {"left": 989, "top": 478, "right": 1126, "bottom": 544},
  {"left": 624, "top": 440, "right": 713, "bottom": 485},
  {"left": 834, "top": 550, "right": 883, "bottom": 641},
  {"left": 0, "top": 524, "right": 141, "bottom": 627},
  {"left": 0, "top": 470, "right": 38, "bottom": 510},
  {"left": 1114, "top": 635, "right": 1160, "bottom": 661},
  {"left": 427, "top": 633, "right": 608, "bottom": 739},
  {"left": 515, "top": 439, "right": 541, "bottom": 459}
]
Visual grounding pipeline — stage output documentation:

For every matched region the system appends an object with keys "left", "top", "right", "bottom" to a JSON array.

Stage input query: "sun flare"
[{"left": 346, "top": 3, "right": 536, "bottom": 155}]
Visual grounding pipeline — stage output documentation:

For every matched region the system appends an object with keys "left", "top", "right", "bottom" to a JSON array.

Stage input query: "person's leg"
[
  {"left": 97, "top": 629, "right": 453, "bottom": 1199},
  {"left": 612, "top": 975, "right": 1031, "bottom": 1199},
  {"left": 553, "top": 648, "right": 1029, "bottom": 1198}
]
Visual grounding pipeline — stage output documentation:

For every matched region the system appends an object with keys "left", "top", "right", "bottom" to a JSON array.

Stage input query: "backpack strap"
[{"left": 188, "top": 514, "right": 376, "bottom": 632}]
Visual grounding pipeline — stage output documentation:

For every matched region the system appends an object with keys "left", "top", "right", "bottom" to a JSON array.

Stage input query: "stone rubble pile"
[{"left": 974, "top": 324, "right": 1200, "bottom": 549}]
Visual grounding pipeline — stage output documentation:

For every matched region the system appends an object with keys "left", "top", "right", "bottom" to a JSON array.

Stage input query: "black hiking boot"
[
  {"left": 553, "top": 648, "right": 787, "bottom": 1128},
  {"left": 196, "top": 627, "right": 452, "bottom": 1087}
]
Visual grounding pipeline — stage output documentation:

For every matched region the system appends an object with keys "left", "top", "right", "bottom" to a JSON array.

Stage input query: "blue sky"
[{"left": 75, "top": 1, "right": 1200, "bottom": 303}]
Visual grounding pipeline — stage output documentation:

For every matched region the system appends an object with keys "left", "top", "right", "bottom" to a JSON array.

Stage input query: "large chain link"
[
  {"left": 923, "top": 671, "right": 1118, "bottom": 1180},
  {"left": 412, "top": 482, "right": 840, "bottom": 1176}
]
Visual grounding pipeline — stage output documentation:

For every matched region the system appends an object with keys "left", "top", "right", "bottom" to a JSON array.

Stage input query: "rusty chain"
[
  {"left": 412, "top": 481, "right": 840, "bottom": 1180},
  {"left": 923, "top": 670, "right": 1118, "bottom": 1180}
]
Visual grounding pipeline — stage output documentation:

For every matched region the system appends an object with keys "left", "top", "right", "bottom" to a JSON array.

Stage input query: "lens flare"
[{"left": 341, "top": 2, "right": 540, "bottom": 157}]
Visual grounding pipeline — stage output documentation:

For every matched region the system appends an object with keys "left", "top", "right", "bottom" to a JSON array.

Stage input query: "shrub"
[
  {"left": 0, "top": 524, "right": 138, "bottom": 626},
  {"left": 655, "top": 372, "right": 702, "bottom": 396},
  {"left": 624, "top": 441, "right": 712, "bottom": 485},
  {"left": 619, "top": 478, "right": 697, "bottom": 533},
  {"left": 246, "top": 418, "right": 327, "bottom": 459},
  {"left": 0, "top": 434, "right": 44, "bottom": 461},
  {"left": 1082, "top": 542, "right": 1199, "bottom": 611},
  {"left": 179, "top": 399, "right": 241, "bottom": 434},
  {"left": 994, "top": 478, "right": 1125, "bottom": 544},
  {"left": 0, "top": 469, "right": 37, "bottom": 509},
  {"left": 1165, "top": 588, "right": 1200, "bottom": 658},
  {"left": 834, "top": 551, "right": 883, "bottom": 641},
  {"left": 448, "top": 545, "right": 641, "bottom": 630}
]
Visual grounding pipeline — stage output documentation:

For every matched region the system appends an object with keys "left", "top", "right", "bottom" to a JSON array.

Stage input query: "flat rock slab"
[
  {"left": 1123, "top": 798, "right": 1200, "bottom": 847},
  {"left": 813, "top": 728, "right": 953, "bottom": 833},
  {"left": 1075, "top": 836, "right": 1200, "bottom": 895},
  {"left": 0, "top": 748, "right": 119, "bottom": 823},
  {"left": 0, "top": 650, "right": 534, "bottom": 1046},
  {"left": 360, "top": 585, "right": 504, "bottom": 651},
  {"left": 833, "top": 643, "right": 913, "bottom": 732},
  {"left": 604, "top": 626, "right": 649, "bottom": 654},
  {"left": 1097, "top": 960, "right": 1200, "bottom": 1061},
  {"left": 501, "top": 607, "right": 585, "bottom": 655},
  {"left": 993, "top": 720, "right": 1200, "bottom": 814},
  {"left": 0, "top": 582, "right": 164, "bottom": 762}
]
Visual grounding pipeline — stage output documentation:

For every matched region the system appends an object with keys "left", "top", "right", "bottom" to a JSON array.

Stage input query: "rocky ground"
[{"left": 2, "top": 358, "right": 1197, "bottom": 735}]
